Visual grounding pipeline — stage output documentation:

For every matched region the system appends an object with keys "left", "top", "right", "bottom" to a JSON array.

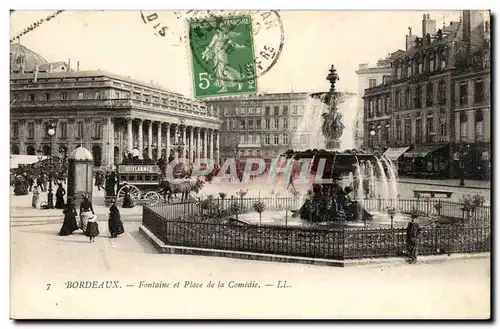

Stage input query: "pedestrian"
[
  {"left": 58, "top": 197, "right": 79, "bottom": 236},
  {"left": 27, "top": 174, "right": 34, "bottom": 192},
  {"left": 406, "top": 216, "right": 421, "bottom": 263},
  {"left": 55, "top": 183, "right": 66, "bottom": 209},
  {"left": 108, "top": 198, "right": 125, "bottom": 238},
  {"left": 85, "top": 214, "right": 99, "bottom": 243},
  {"left": 121, "top": 182, "right": 135, "bottom": 208},
  {"left": 79, "top": 193, "right": 95, "bottom": 232},
  {"left": 42, "top": 174, "right": 48, "bottom": 192},
  {"left": 32, "top": 185, "right": 40, "bottom": 208}
]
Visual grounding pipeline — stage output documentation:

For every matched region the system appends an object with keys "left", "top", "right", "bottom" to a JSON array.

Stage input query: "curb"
[
  {"left": 399, "top": 180, "right": 490, "bottom": 190},
  {"left": 138, "top": 225, "right": 490, "bottom": 268}
]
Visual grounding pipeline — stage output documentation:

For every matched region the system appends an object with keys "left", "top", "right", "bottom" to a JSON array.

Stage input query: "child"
[{"left": 85, "top": 214, "right": 99, "bottom": 243}]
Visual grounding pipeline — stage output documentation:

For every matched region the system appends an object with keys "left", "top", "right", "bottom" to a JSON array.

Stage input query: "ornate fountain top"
[{"left": 326, "top": 64, "right": 339, "bottom": 94}]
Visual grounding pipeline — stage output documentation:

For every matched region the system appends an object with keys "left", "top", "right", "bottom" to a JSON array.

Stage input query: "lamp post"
[
  {"left": 369, "top": 129, "right": 376, "bottom": 150},
  {"left": 458, "top": 137, "right": 470, "bottom": 187},
  {"left": 46, "top": 122, "right": 57, "bottom": 208}
]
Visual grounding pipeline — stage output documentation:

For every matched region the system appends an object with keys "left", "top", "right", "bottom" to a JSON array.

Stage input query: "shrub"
[{"left": 253, "top": 201, "right": 266, "bottom": 226}]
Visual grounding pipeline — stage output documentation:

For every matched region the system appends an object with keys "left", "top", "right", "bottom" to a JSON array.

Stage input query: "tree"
[{"left": 253, "top": 200, "right": 266, "bottom": 226}]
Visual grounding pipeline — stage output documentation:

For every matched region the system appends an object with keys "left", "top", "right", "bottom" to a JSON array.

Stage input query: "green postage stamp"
[{"left": 189, "top": 15, "right": 257, "bottom": 98}]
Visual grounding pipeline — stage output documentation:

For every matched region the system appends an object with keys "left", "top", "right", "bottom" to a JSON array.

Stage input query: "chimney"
[
  {"left": 405, "top": 26, "right": 413, "bottom": 51},
  {"left": 68, "top": 58, "right": 71, "bottom": 71},
  {"left": 49, "top": 64, "right": 53, "bottom": 73},
  {"left": 422, "top": 13, "right": 437, "bottom": 40},
  {"left": 77, "top": 61, "right": 80, "bottom": 71},
  {"left": 33, "top": 65, "right": 39, "bottom": 83}
]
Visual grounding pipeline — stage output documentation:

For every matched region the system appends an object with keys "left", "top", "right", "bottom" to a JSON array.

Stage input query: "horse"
[{"left": 159, "top": 178, "right": 205, "bottom": 203}]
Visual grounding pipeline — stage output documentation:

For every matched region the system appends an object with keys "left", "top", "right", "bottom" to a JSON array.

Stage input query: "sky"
[{"left": 10, "top": 10, "right": 462, "bottom": 97}]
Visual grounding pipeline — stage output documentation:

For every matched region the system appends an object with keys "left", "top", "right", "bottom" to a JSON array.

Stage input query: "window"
[
  {"left": 396, "top": 64, "right": 402, "bottom": 79},
  {"left": 248, "top": 135, "right": 253, "bottom": 144},
  {"left": 265, "top": 106, "right": 270, "bottom": 116},
  {"left": 115, "top": 92, "right": 120, "bottom": 99},
  {"left": 273, "top": 106, "right": 279, "bottom": 116},
  {"left": 407, "top": 61, "right": 412, "bottom": 77},
  {"left": 459, "top": 82, "right": 468, "bottom": 106},
  {"left": 264, "top": 134, "right": 270, "bottom": 145},
  {"left": 395, "top": 90, "right": 401, "bottom": 109},
  {"left": 12, "top": 122, "right": 19, "bottom": 138},
  {"left": 415, "top": 118, "right": 422, "bottom": 144},
  {"left": 273, "top": 134, "right": 279, "bottom": 144},
  {"left": 440, "top": 53, "right": 447, "bottom": 70},
  {"left": 474, "top": 79, "right": 485, "bottom": 104},
  {"left": 418, "top": 61, "right": 423, "bottom": 74},
  {"left": 382, "top": 75, "right": 391, "bottom": 84},
  {"left": 78, "top": 92, "right": 84, "bottom": 100},
  {"left": 46, "top": 93, "right": 51, "bottom": 101},
  {"left": 460, "top": 111, "right": 468, "bottom": 140},
  {"left": 283, "top": 134, "right": 288, "bottom": 144},
  {"left": 283, "top": 106, "right": 289, "bottom": 115},
  {"left": 395, "top": 120, "right": 402, "bottom": 142},
  {"left": 439, "top": 116, "right": 447, "bottom": 137},
  {"left": 93, "top": 122, "right": 101, "bottom": 138},
  {"left": 475, "top": 110, "right": 484, "bottom": 140},
  {"left": 240, "top": 120, "right": 245, "bottom": 129},
  {"left": 27, "top": 122, "right": 34, "bottom": 139},
  {"left": 283, "top": 118, "right": 288, "bottom": 129},
  {"left": 77, "top": 122, "right": 84, "bottom": 138},
  {"left": 239, "top": 135, "right": 245, "bottom": 144},
  {"left": 273, "top": 118, "right": 279, "bottom": 129},
  {"left": 265, "top": 118, "right": 270, "bottom": 130},
  {"left": 384, "top": 96, "right": 390, "bottom": 115},
  {"left": 255, "top": 106, "right": 262, "bottom": 115},
  {"left": 426, "top": 83, "right": 433, "bottom": 107},
  {"left": 30, "top": 94, "right": 35, "bottom": 101},
  {"left": 426, "top": 115, "right": 434, "bottom": 142},
  {"left": 404, "top": 118, "right": 411, "bottom": 145},
  {"left": 406, "top": 88, "right": 411, "bottom": 108},
  {"left": 61, "top": 92, "right": 67, "bottom": 100},
  {"left": 292, "top": 105, "right": 298, "bottom": 114},
  {"left": 292, "top": 118, "right": 298, "bottom": 129},
  {"left": 240, "top": 107, "right": 247, "bottom": 115},
  {"left": 428, "top": 56, "right": 434, "bottom": 72},
  {"left": 415, "top": 86, "right": 422, "bottom": 109},
  {"left": 437, "top": 81, "right": 446, "bottom": 105},
  {"left": 368, "top": 79, "right": 377, "bottom": 88},
  {"left": 60, "top": 122, "right": 67, "bottom": 139},
  {"left": 256, "top": 119, "right": 261, "bottom": 129},
  {"left": 248, "top": 107, "right": 254, "bottom": 115},
  {"left": 248, "top": 119, "right": 253, "bottom": 130}
]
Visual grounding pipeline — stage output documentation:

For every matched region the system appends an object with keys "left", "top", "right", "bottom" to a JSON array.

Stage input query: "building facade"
[
  {"left": 362, "top": 11, "right": 490, "bottom": 179},
  {"left": 205, "top": 92, "right": 315, "bottom": 167},
  {"left": 354, "top": 59, "right": 392, "bottom": 149},
  {"left": 10, "top": 45, "right": 221, "bottom": 169}
]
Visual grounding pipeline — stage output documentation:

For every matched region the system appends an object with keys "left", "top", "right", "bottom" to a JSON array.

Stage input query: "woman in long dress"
[
  {"left": 79, "top": 193, "right": 95, "bottom": 232},
  {"left": 55, "top": 183, "right": 66, "bottom": 209},
  {"left": 58, "top": 197, "right": 79, "bottom": 236},
  {"left": 121, "top": 183, "right": 135, "bottom": 208},
  {"left": 108, "top": 199, "right": 125, "bottom": 238},
  {"left": 32, "top": 185, "right": 40, "bottom": 208},
  {"left": 85, "top": 214, "right": 99, "bottom": 243}
]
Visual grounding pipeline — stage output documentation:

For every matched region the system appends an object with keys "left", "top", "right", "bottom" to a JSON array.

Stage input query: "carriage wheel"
[
  {"left": 143, "top": 191, "right": 160, "bottom": 206},
  {"left": 117, "top": 185, "right": 141, "bottom": 203}
]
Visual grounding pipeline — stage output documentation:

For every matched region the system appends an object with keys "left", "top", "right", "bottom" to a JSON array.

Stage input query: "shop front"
[
  {"left": 382, "top": 147, "right": 409, "bottom": 173},
  {"left": 401, "top": 144, "right": 450, "bottom": 179},
  {"left": 451, "top": 142, "right": 490, "bottom": 180}
]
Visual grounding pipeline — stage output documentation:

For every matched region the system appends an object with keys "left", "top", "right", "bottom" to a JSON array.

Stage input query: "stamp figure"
[{"left": 189, "top": 15, "right": 257, "bottom": 98}]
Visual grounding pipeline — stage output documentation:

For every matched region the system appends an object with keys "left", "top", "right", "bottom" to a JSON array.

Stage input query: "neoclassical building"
[{"left": 10, "top": 44, "right": 222, "bottom": 169}]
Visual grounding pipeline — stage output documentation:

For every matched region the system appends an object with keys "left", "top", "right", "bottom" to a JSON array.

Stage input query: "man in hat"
[{"left": 406, "top": 216, "right": 421, "bottom": 263}]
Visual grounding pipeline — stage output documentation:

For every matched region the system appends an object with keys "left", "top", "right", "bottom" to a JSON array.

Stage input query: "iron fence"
[{"left": 142, "top": 196, "right": 491, "bottom": 260}]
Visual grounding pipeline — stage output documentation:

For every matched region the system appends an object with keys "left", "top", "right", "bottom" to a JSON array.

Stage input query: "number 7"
[{"left": 46, "top": 284, "right": 51, "bottom": 290}]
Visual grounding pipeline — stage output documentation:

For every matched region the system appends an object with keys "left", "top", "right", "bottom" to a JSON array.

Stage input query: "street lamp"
[
  {"left": 458, "top": 137, "right": 470, "bottom": 187},
  {"left": 45, "top": 121, "right": 57, "bottom": 208},
  {"left": 369, "top": 129, "right": 376, "bottom": 150}
]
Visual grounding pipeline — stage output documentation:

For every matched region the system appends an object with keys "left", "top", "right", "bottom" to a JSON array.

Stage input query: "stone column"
[
  {"left": 107, "top": 117, "right": 115, "bottom": 168},
  {"left": 147, "top": 120, "right": 153, "bottom": 159},
  {"left": 173, "top": 124, "right": 179, "bottom": 159},
  {"left": 455, "top": 112, "right": 460, "bottom": 142},
  {"left": 157, "top": 122, "right": 162, "bottom": 159},
  {"left": 189, "top": 126, "right": 194, "bottom": 163},
  {"left": 19, "top": 120, "right": 26, "bottom": 154},
  {"left": 127, "top": 118, "right": 133, "bottom": 154},
  {"left": 196, "top": 127, "right": 201, "bottom": 159},
  {"left": 84, "top": 119, "right": 91, "bottom": 150},
  {"left": 182, "top": 125, "right": 187, "bottom": 160},
  {"left": 138, "top": 119, "right": 143, "bottom": 159},
  {"left": 165, "top": 123, "right": 170, "bottom": 159},
  {"left": 35, "top": 119, "right": 42, "bottom": 151},
  {"left": 215, "top": 130, "right": 220, "bottom": 166},
  {"left": 209, "top": 129, "right": 214, "bottom": 162},
  {"left": 68, "top": 119, "right": 75, "bottom": 151},
  {"left": 203, "top": 129, "right": 208, "bottom": 159}
]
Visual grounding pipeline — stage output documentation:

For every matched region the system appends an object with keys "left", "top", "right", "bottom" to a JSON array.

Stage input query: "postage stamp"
[{"left": 189, "top": 15, "right": 257, "bottom": 98}]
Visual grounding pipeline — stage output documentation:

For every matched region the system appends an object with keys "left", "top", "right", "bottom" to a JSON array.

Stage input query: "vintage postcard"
[{"left": 9, "top": 9, "right": 491, "bottom": 320}]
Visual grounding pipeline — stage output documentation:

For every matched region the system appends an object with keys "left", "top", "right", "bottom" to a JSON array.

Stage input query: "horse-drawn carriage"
[{"left": 114, "top": 161, "right": 204, "bottom": 205}]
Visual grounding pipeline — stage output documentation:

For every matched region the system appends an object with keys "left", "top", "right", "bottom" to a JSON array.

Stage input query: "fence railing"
[{"left": 142, "top": 197, "right": 491, "bottom": 260}]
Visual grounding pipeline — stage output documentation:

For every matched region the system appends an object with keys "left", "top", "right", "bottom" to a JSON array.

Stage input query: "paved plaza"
[{"left": 10, "top": 182, "right": 491, "bottom": 319}]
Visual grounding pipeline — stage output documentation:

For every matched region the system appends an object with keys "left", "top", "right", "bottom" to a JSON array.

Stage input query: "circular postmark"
[{"left": 188, "top": 10, "right": 284, "bottom": 85}]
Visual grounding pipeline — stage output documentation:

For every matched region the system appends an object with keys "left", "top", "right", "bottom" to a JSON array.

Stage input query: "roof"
[
  {"left": 38, "top": 61, "right": 67, "bottom": 71},
  {"left": 10, "top": 43, "right": 48, "bottom": 72},
  {"left": 10, "top": 69, "right": 183, "bottom": 96},
  {"left": 69, "top": 146, "right": 93, "bottom": 161}
]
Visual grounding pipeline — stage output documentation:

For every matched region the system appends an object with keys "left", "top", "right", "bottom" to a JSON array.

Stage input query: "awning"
[
  {"left": 383, "top": 147, "right": 409, "bottom": 160},
  {"left": 404, "top": 145, "right": 447, "bottom": 158}
]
